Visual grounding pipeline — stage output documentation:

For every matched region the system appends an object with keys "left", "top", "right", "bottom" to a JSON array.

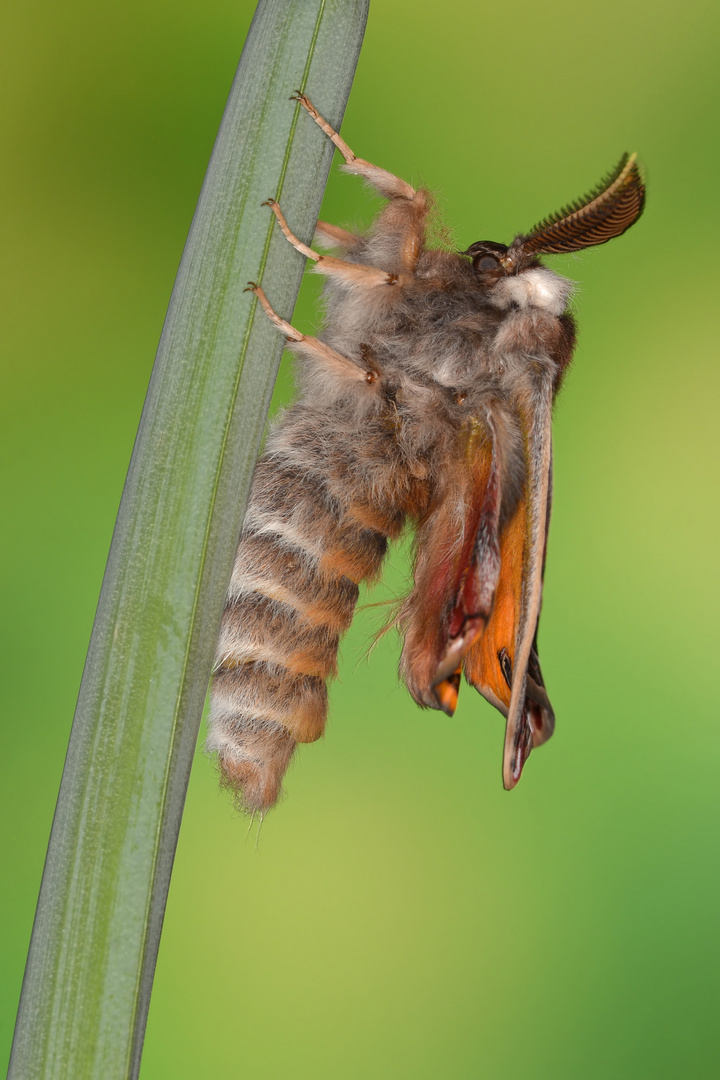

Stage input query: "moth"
[{"left": 208, "top": 94, "right": 645, "bottom": 813}]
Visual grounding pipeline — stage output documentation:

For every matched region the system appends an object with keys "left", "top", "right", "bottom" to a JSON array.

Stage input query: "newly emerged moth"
[{"left": 208, "top": 95, "right": 645, "bottom": 812}]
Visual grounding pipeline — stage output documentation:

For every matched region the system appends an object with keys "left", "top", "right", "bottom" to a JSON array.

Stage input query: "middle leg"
[{"left": 264, "top": 198, "right": 408, "bottom": 290}]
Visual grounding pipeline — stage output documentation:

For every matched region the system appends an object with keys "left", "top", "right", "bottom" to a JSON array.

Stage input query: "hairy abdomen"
[{"left": 207, "top": 449, "right": 398, "bottom": 813}]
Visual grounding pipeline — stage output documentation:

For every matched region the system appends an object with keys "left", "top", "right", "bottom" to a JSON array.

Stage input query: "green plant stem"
[{"left": 8, "top": 2, "right": 369, "bottom": 1077}]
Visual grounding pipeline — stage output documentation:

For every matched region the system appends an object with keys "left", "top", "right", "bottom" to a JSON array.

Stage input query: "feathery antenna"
[{"left": 519, "top": 154, "right": 645, "bottom": 255}]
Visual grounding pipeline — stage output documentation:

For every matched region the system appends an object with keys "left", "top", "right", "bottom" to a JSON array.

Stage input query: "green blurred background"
[{"left": 2, "top": 1, "right": 719, "bottom": 1076}]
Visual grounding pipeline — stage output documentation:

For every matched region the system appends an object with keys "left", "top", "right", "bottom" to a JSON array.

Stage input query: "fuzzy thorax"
[{"left": 489, "top": 267, "right": 573, "bottom": 317}]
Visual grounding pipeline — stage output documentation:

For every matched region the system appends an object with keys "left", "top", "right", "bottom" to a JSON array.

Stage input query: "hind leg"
[{"left": 245, "top": 283, "right": 379, "bottom": 386}]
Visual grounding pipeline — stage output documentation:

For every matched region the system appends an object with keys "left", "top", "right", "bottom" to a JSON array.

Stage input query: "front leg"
[
  {"left": 292, "top": 92, "right": 416, "bottom": 201},
  {"left": 292, "top": 93, "right": 430, "bottom": 276}
]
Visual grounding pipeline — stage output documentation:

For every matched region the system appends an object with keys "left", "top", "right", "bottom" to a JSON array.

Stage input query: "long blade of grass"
[{"left": 8, "top": 2, "right": 369, "bottom": 1076}]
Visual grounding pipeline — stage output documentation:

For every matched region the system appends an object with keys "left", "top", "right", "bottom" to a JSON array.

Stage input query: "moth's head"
[
  {"left": 463, "top": 239, "right": 540, "bottom": 283},
  {"left": 463, "top": 153, "right": 646, "bottom": 282}
]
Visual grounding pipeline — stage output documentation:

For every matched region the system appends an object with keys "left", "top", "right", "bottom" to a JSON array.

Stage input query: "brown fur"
[{"left": 207, "top": 96, "right": 643, "bottom": 811}]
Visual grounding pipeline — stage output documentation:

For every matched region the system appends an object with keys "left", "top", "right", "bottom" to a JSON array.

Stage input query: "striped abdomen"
[{"left": 207, "top": 454, "right": 399, "bottom": 812}]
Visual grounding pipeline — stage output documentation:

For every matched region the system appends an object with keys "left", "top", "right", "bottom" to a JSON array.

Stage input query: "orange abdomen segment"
[{"left": 207, "top": 456, "right": 392, "bottom": 813}]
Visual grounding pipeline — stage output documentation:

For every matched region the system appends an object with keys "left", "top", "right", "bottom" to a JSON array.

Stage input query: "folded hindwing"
[
  {"left": 464, "top": 387, "right": 557, "bottom": 787},
  {"left": 400, "top": 389, "right": 557, "bottom": 788},
  {"left": 399, "top": 408, "right": 501, "bottom": 715}
]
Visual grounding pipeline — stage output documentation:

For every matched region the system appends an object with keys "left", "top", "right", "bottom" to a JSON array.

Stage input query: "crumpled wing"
[
  {"left": 400, "top": 383, "right": 556, "bottom": 789},
  {"left": 399, "top": 409, "right": 502, "bottom": 716},
  {"left": 463, "top": 380, "right": 556, "bottom": 788}
]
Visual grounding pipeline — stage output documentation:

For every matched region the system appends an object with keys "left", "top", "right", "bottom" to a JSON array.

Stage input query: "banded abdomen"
[{"left": 208, "top": 430, "right": 404, "bottom": 813}]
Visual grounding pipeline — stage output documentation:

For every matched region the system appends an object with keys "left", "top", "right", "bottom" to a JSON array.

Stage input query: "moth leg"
[
  {"left": 314, "top": 220, "right": 359, "bottom": 252},
  {"left": 292, "top": 92, "right": 416, "bottom": 201},
  {"left": 263, "top": 198, "right": 318, "bottom": 260},
  {"left": 245, "top": 283, "right": 379, "bottom": 385},
  {"left": 293, "top": 94, "right": 429, "bottom": 274},
  {"left": 264, "top": 198, "right": 408, "bottom": 289}
]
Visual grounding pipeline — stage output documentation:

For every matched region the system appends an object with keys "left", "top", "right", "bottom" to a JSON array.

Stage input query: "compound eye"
[{"left": 475, "top": 254, "right": 499, "bottom": 271}]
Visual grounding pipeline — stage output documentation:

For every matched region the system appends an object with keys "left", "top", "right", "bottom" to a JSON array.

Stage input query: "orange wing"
[
  {"left": 465, "top": 387, "right": 556, "bottom": 788},
  {"left": 399, "top": 409, "right": 501, "bottom": 715},
  {"left": 463, "top": 485, "right": 554, "bottom": 787},
  {"left": 401, "top": 384, "right": 556, "bottom": 789}
]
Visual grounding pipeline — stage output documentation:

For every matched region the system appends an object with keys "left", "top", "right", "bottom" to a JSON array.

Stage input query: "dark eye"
[{"left": 475, "top": 254, "right": 499, "bottom": 271}]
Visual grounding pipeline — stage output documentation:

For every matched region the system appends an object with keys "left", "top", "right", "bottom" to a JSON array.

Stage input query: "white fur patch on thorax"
[{"left": 489, "top": 267, "right": 572, "bottom": 317}]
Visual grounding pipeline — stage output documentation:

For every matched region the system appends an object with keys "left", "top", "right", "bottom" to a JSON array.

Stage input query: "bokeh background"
[{"left": 2, "top": 1, "right": 719, "bottom": 1076}]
